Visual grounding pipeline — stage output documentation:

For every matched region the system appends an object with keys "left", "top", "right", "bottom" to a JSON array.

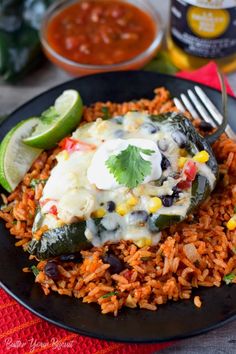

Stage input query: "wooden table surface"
[{"left": 0, "top": 1, "right": 236, "bottom": 353}]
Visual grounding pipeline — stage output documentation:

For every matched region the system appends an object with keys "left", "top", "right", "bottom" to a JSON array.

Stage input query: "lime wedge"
[
  {"left": 23, "top": 90, "right": 83, "bottom": 149},
  {"left": 0, "top": 118, "right": 43, "bottom": 192}
]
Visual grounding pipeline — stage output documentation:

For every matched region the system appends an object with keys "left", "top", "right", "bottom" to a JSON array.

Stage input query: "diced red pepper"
[
  {"left": 59, "top": 137, "right": 77, "bottom": 151},
  {"left": 177, "top": 161, "right": 197, "bottom": 190},
  {"left": 122, "top": 269, "right": 132, "bottom": 281},
  {"left": 177, "top": 180, "right": 192, "bottom": 190},
  {"left": 183, "top": 160, "right": 197, "bottom": 182},
  {"left": 49, "top": 205, "right": 58, "bottom": 216},
  {"left": 59, "top": 137, "right": 96, "bottom": 152}
]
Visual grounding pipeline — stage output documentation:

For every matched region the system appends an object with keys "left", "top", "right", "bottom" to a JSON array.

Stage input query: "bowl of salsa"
[{"left": 40, "top": 0, "right": 164, "bottom": 76}]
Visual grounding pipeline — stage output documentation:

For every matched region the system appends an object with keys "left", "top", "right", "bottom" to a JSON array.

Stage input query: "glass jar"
[{"left": 167, "top": 0, "right": 236, "bottom": 72}]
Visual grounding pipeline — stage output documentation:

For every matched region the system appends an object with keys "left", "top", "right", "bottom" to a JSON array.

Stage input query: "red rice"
[{"left": 0, "top": 87, "right": 236, "bottom": 315}]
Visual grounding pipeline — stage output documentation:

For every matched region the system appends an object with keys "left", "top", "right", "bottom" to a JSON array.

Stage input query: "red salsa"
[{"left": 46, "top": 0, "right": 156, "bottom": 65}]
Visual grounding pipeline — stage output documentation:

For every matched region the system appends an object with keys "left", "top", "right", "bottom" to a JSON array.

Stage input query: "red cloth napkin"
[
  {"left": 176, "top": 61, "right": 235, "bottom": 96},
  {"left": 0, "top": 289, "right": 171, "bottom": 354},
  {"left": 0, "top": 61, "right": 234, "bottom": 354}
]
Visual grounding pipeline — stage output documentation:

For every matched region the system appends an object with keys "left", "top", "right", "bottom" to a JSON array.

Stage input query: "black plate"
[{"left": 0, "top": 71, "right": 236, "bottom": 343}]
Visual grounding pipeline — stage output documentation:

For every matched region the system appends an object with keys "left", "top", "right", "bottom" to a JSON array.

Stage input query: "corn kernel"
[
  {"left": 226, "top": 217, "right": 236, "bottom": 231},
  {"left": 148, "top": 197, "right": 162, "bottom": 213},
  {"left": 94, "top": 208, "right": 106, "bottom": 218},
  {"left": 135, "top": 239, "right": 142, "bottom": 248},
  {"left": 193, "top": 150, "right": 209, "bottom": 163},
  {"left": 135, "top": 238, "right": 152, "bottom": 248},
  {"left": 145, "top": 238, "right": 152, "bottom": 246},
  {"left": 178, "top": 157, "right": 187, "bottom": 168},
  {"left": 57, "top": 220, "right": 65, "bottom": 228},
  {"left": 116, "top": 203, "right": 129, "bottom": 216},
  {"left": 127, "top": 196, "right": 138, "bottom": 207}
]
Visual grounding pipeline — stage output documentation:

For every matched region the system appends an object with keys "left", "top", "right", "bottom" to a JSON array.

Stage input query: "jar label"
[
  {"left": 170, "top": 0, "right": 236, "bottom": 58},
  {"left": 183, "top": 0, "right": 236, "bottom": 9}
]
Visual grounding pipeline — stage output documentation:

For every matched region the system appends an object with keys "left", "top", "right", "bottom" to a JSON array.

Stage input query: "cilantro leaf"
[
  {"left": 141, "top": 256, "right": 152, "bottom": 261},
  {"left": 30, "top": 178, "right": 48, "bottom": 189},
  {"left": 223, "top": 273, "right": 235, "bottom": 285},
  {"left": 106, "top": 145, "right": 154, "bottom": 189},
  {"left": 31, "top": 265, "right": 39, "bottom": 277},
  {"left": 101, "top": 106, "right": 111, "bottom": 120},
  {"left": 101, "top": 291, "right": 119, "bottom": 298}
]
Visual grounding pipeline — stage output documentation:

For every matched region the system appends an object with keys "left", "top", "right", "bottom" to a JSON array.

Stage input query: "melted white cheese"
[{"left": 42, "top": 151, "right": 94, "bottom": 201}]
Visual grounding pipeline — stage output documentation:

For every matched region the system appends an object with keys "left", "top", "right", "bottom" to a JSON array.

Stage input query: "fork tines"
[{"left": 174, "top": 86, "right": 236, "bottom": 141}]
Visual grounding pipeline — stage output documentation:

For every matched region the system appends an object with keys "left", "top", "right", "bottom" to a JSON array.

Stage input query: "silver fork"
[{"left": 173, "top": 86, "right": 236, "bottom": 142}]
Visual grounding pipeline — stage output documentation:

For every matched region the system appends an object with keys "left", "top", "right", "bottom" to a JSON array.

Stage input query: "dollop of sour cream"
[{"left": 87, "top": 138, "right": 162, "bottom": 190}]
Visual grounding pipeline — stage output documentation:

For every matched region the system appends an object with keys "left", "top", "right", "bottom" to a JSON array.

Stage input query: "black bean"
[
  {"left": 44, "top": 261, "right": 60, "bottom": 281},
  {"left": 158, "top": 138, "right": 168, "bottom": 152},
  {"left": 161, "top": 155, "right": 171, "bottom": 170},
  {"left": 219, "top": 172, "right": 225, "bottom": 181},
  {"left": 114, "top": 129, "right": 124, "bottom": 138},
  {"left": 102, "top": 253, "right": 124, "bottom": 274},
  {"left": 199, "top": 121, "right": 213, "bottom": 132},
  {"left": 59, "top": 253, "right": 82, "bottom": 263},
  {"left": 128, "top": 210, "right": 148, "bottom": 225},
  {"left": 106, "top": 201, "right": 116, "bottom": 213},
  {"left": 171, "top": 131, "right": 187, "bottom": 148},
  {"left": 161, "top": 196, "right": 173, "bottom": 207},
  {"left": 141, "top": 122, "right": 159, "bottom": 134},
  {"left": 172, "top": 186, "right": 180, "bottom": 198}
]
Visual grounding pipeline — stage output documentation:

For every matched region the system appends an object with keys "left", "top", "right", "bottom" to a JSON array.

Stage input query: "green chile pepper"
[
  {"left": 0, "top": 0, "right": 53, "bottom": 82},
  {"left": 190, "top": 174, "right": 211, "bottom": 211},
  {"left": 28, "top": 222, "right": 92, "bottom": 260},
  {"left": 148, "top": 214, "right": 183, "bottom": 232},
  {"left": 150, "top": 112, "right": 218, "bottom": 173},
  {"left": 148, "top": 174, "right": 211, "bottom": 232},
  {"left": 148, "top": 113, "right": 218, "bottom": 232},
  {"left": 0, "top": 32, "right": 9, "bottom": 75},
  {"left": 28, "top": 113, "right": 219, "bottom": 259},
  {"left": 28, "top": 216, "right": 115, "bottom": 260}
]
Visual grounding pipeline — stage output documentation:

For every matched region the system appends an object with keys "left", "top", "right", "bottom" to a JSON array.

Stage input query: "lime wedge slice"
[
  {"left": 0, "top": 118, "right": 43, "bottom": 192},
  {"left": 23, "top": 90, "right": 83, "bottom": 149}
]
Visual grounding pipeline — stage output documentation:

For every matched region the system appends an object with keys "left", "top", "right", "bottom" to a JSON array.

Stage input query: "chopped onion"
[{"left": 183, "top": 243, "right": 201, "bottom": 263}]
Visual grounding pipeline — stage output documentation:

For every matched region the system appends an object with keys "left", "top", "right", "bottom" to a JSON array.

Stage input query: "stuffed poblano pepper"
[{"left": 28, "top": 111, "right": 218, "bottom": 260}]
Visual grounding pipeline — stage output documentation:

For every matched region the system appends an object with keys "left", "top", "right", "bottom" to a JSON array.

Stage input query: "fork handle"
[{"left": 206, "top": 69, "right": 228, "bottom": 144}]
